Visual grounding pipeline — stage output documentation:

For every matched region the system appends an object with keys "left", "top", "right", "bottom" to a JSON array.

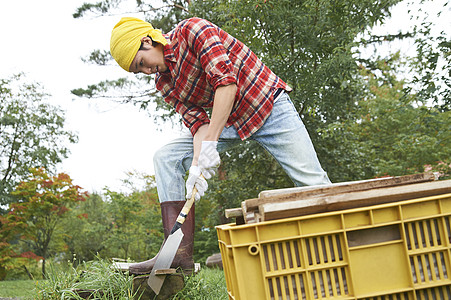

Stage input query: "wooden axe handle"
[{"left": 170, "top": 175, "right": 203, "bottom": 234}]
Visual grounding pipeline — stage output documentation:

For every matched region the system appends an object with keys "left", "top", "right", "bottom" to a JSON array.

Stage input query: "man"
[{"left": 110, "top": 17, "right": 331, "bottom": 274}]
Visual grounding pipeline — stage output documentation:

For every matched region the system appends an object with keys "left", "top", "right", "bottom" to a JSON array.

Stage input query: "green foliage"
[
  {"left": 34, "top": 256, "right": 227, "bottom": 300},
  {"left": 61, "top": 194, "right": 110, "bottom": 263},
  {"left": 36, "top": 258, "right": 138, "bottom": 299},
  {"left": 408, "top": 23, "right": 451, "bottom": 111},
  {"left": 102, "top": 188, "right": 162, "bottom": 261},
  {"left": 1, "top": 258, "right": 42, "bottom": 281},
  {"left": 73, "top": 0, "right": 121, "bottom": 18},
  {"left": 320, "top": 55, "right": 451, "bottom": 180},
  {"left": 0, "top": 73, "right": 78, "bottom": 207},
  {"left": 56, "top": 172, "right": 223, "bottom": 266},
  {"left": 6, "top": 168, "right": 87, "bottom": 277},
  {"left": 81, "top": 49, "right": 112, "bottom": 66},
  {"left": 0, "top": 204, "right": 29, "bottom": 279},
  {"left": 71, "top": 0, "right": 449, "bottom": 185},
  {"left": 192, "top": 0, "right": 397, "bottom": 116},
  {"left": 59, "top": 176, "right": 163, "bottom": 265},
  {"left": 73, "top": 0, "right": 190, "bottom": 32},
  {"left": 101, "top": 188, "right": 161, "bottom": 260},
  {"left": 174, "top": 268, "right": 228, "bottom": 299}
]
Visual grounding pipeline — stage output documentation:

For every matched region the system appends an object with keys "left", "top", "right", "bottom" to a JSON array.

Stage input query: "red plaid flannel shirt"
[{"left": 156, "top": 18, "right": 291, "bottom": 140}]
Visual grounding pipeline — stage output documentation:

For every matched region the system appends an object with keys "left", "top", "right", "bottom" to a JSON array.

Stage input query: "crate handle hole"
[{"left": 248, "top": 244, "right": 260, "bottom": 255}]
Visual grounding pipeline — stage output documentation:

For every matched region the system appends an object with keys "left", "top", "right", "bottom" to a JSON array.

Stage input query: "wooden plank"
[
  {"left": 258, "top": 173, "right": 437, "bottom": 198},
  {"left": 112, "top": 261, "right": 133, "bottom": 272},
  {"left": 259, "top": 180, "right": 451, "bottom": 222},
  {"left": 241, "top": 201, "right": 264, "bottom": 224},
  {"left": 155, "top": 268, "right": 177, "bottom": 275},
  {"left": 241, "top": 201, "right": 252, "bottom": 224},
  {"left": 225, "top": 208, "right": 243, "bottom": 218},
  {"left": 246, "top": 173, "right": 436, "bottom": 213},
  {"left": 225, "top": 208, "right": 245, "bottom": 224}
]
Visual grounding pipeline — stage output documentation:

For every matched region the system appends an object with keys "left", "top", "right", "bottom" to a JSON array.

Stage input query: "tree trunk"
[
  {"left": 0, "top": 265, "right": 7, "bottom": 281},
  {"left": 42, "top": 257, "right": 46, "bottom": 278},
  {"left": 23, "top": 265, "right": 33, "bottom": 280}
]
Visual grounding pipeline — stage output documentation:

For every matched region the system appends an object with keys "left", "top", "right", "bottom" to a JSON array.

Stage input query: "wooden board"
[
  {"left": 225, "top": 174, "right": 443, "bottom": 224},
  {"left": 248, "top": 173, "right": 436, "bottom": 211},
  {"left": 257, "top": 173, "right": 437, "bottom": 198},
  {"left": 259, "top": 180, "right": 451, "bottom": 222},
  {"left": 155, "top": 269, "right": 177, "bottom": 275},
  {"left": 224, "top": 207, "right": 245, "bottom": 225},
  {"left": 239, "top": 173, "right": 437, "bottom": 223},
  {"left": 225, "top": 208, "right": 244, "bottom": 218}
]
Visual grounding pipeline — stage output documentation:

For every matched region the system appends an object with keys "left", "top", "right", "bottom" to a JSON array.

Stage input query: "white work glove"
[
  {"left": 186, "top": 166, "right": 208, "bottom": 201},
  {"left": 198, "top": 141, "right": 220, "bottom": 179}
]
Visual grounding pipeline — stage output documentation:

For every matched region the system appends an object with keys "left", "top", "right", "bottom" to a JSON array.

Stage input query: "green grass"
[
  {"left": 0, "top": 258, "right": 228, "bottom": 299},
  {"left": 174, "top": 268, "right": 228, "bottom": 300},
  {"left": 36, "top": 259, "right": 138, "bottom": 299},
  {"left": 0, "top": 279, "right": 37, "bottom": 298}
]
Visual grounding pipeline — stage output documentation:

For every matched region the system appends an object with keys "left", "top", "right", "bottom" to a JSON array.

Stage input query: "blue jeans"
[{"left": 154, "top": 93, "right": 331, "bottom": 202}]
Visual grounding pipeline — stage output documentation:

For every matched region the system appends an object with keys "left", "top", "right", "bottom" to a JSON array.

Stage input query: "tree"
[
  {"left": 7, "top": 168, "right": 87, "bottom": 276},
  {"left": 187, "top": 0, "right": 404, "bottom": 199},
  {"left": 402, "top": 1, "right": 450, "bottom": 111},
  {"left": 73, "top": 0, "right": 190, "bottom": 32},
  {"left": 102, "top": 190, "right": 143, "bottom": 259},
  {"left": 56, "top": 173, "right": 162, "bottom": 264},
  {"left": 0, "top": 203, "right": 30, "bottom": 280},
  {"left": 102, "top": 187, "right": 162, "bottom": 260},
  {"left": 61, "top": 193, "right": 110, "bottom": 263},
  {"left": 320, "top": 54, "right": 451, "bottom": 180},
  {"left": 0, "top": 73, "right": 78, "bottom": 208}
]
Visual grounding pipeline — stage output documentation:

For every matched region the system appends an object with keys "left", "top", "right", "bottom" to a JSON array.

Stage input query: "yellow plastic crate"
[{"left": 216, "top": 193, "right": 451, "bottom": 300}]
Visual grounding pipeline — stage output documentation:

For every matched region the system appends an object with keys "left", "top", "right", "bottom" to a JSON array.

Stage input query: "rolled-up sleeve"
[
  {"left": 157, "top": 73, "right": 210, "bottom": 136},
  {"left": 165, "top": 96, "right": 210, "bottom": 136}
]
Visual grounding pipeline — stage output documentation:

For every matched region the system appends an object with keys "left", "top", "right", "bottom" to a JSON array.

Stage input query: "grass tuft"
[
  {"left": 174, "top": 268, "right": 228, "bottom": 300},
  {"left": 36, "top": 258, "right": 138, "bottom": 299},
  {"left": 31, "top": 257, "right": 228, "bottom": 299}
]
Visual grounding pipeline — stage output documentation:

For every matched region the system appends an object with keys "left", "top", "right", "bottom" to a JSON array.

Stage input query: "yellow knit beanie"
[{"left": 110, "top": 17, "right": 168, "bottom": 72}]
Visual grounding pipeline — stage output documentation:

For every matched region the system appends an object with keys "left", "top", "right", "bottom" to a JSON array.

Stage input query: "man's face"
[{"left": 129, "top": 37, "right": 168, "bottom": 74}]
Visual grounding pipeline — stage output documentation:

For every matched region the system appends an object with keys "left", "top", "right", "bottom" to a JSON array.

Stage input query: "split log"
[
  {"left": 70, "top": 289, "right": 105, "bottom": 299},
  {"left": 133, "top": 272, "right": 184, "bottom": 300}
]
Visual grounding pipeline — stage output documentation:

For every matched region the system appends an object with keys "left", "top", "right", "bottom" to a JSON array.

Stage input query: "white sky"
[
  {"left": 0, "top": 0, "right": 181, "bottom": 193},
  {"left": 0, "top": 0, "right": 449, "bottom": 193}
]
